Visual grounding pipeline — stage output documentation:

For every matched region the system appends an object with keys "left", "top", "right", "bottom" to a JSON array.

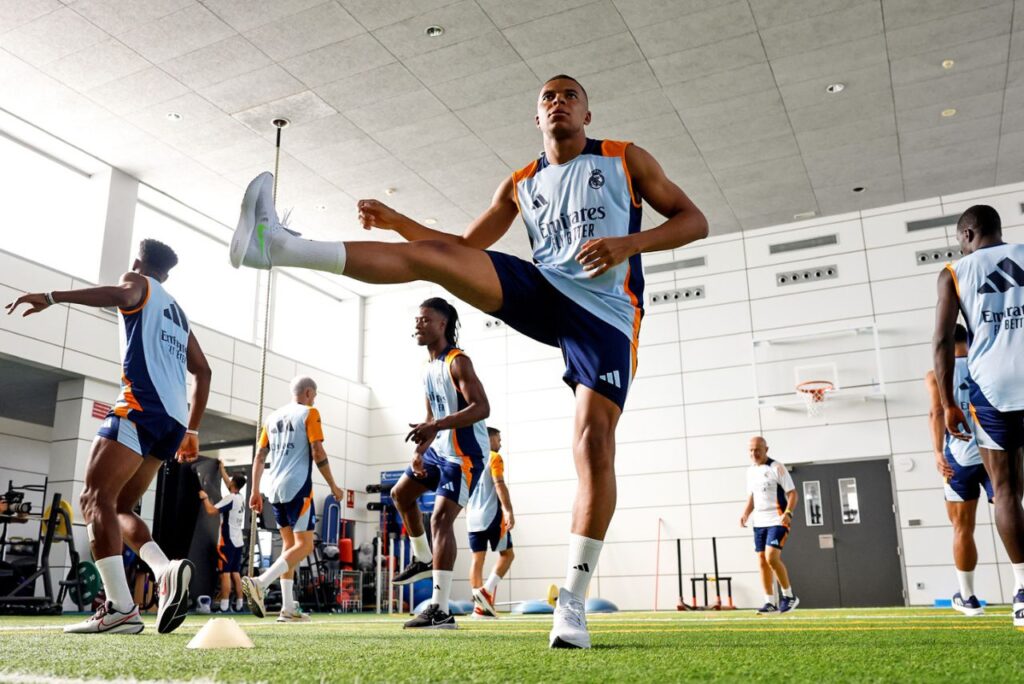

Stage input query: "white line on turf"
[{"left": 0, "top": 673, "right": 216, "bottom": 684}]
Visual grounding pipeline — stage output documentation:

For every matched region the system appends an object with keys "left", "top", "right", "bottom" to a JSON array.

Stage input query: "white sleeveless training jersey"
[
  {"left": 746, "top": 458, "right": 795, "bottom": 528},
  {"left": 215, "top": 492, "right": 245, "bottom": 547},
  {"left": 512, "top": 138, "right": 644, "bottom": 344},
  {"left": 115, "top": 277, "right": 189, "bottom": 426},
  {"left": 467, "top": 451, "right": 504, "bottom": 532},
  {"left": 947, "top": 356, "right": 981, "bottom": 467},
  {"left": 949, "top": 242, "right": 1024, "bottom": 411},
  {"left": 258, "top": 403, "right": 323, "bottom": 504},
  {"left": 423, "top": 347, "right": 489, "bottom": 465}
]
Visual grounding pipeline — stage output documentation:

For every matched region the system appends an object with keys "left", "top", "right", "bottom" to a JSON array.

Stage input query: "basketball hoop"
[{"left": 796, "top": 380, "right": 834, "bottom": 417}]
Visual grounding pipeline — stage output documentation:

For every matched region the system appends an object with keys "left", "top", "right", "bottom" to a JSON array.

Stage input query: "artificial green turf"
[{"left": 0, "top": 607, "right": 1020, "bottom": 683}]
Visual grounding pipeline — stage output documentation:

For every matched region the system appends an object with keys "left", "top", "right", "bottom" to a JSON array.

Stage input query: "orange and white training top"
[
  {"left": 467, "top": 451, "right": 505, "bottom": 533},
  {"left": 258, "top": 403, "right": 324, "bottom": 504},
  {"left": 512, "top": 138, "right": 644, "bottom": 342},
  {"left": 424, "top": 347, "right": 489, "bottom": 465}
]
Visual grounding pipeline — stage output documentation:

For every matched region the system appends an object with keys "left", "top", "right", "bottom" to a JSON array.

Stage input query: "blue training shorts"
[
  {"left": 405, "top": 447, "right": 482, "bottom": 508},
  {"left": 270, "top": 481, "right": 316, "bottom": 532},
  {"left": 97, "top": 412, "right": 186, "bottom": 462},
  {"left": 468, "top": 507, "right": 513, "bottom": 553},
  {"left": 753, "top": 525, "right": 789, "bottom": 553},
  {"left": 486, "top": 251, "right": 636, "bottom": 410}
]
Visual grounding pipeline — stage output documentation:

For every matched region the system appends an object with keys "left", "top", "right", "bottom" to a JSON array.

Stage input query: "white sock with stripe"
[
  {"left": 564, "top": 534, "right": 603, "bottom": 600},
  {"left": 95, "top": 555, "right": 134, "bottom": 613},
  {"left": 956, "top": 570, "right": 975, "bottom": 598},
  {"left": 431, "top": 570, "right": 453, "bottom": 611},
  {"left": 484, "top": 571, "right": 501, "bottom": 595},
  {"left": 268, "top": 233, "right": 347, "bottom": 274},
  {"left": 280, "top": 578, "right": 295, "bottom": 612},
  {"left": 257, "top": 556, "right": 291, "bottom": 590}
]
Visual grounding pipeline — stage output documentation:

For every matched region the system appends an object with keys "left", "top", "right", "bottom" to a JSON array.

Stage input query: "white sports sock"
[
  {"left": 956, "top": 570, "right": 975, "bottom": 598},
  {"left": 257, "top": 556, "right": 291, "bottom": 590},
  {"left": 235, "top": 598, "right": 245, "bottom": 610},
  {"left": 138, "top": 541, "right": 169, "bottom": 578},
  {"left": 95, "top": 555, "right": 134, "bottom": 613},
  {"left": 280, "top": 578, "right": 295, "bottom": 612},
  {"left": 484, "top": 571, "right": 501, "bottom": 595},
  {"left": 269, "top": 232, "right": 347, "bottom": 274},
  {"left": 431, "top": 570, "right": 453, "bottom": 611},
  {"left": 764, "top": 594, "right": 775, "bottom": 605},
  {"left": 1012, "top": 562, "right": 1024, "bottom": 592},
  {"left": 409, "top": 533, "right": 432, "bottom": 563},
  {"left": 220, "top": 599, "right": 229, "bottom": 611},
  {"left": 781, "top": 585, "right": 793, "bottom": 598},
  {"left": 564, "top": 534, "right": 603, "bottom": 600}
]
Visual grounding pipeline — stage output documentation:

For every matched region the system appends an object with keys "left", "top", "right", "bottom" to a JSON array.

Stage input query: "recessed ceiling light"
[
  {"left": 852, "top": 186, "right": 865, "bottom": 193},
  {"left": 314, "top": 203, "right": 327, "bottom": 212},
  {"left": 942, "top": 59, "right": 955, "bottom": 70},
  {"left": 271, "top": 117, "right": 290, "bottom": 128},
  {"left": 825, "top": 83, "right": 845, "bottom": 94},
  {"left": 793, "top": 210, "right": 817, "bottom": 220},
  {"left": 166, "top": 112, "right": 182, "bottom": 121},
  {"left": 425, "top": 25, "right": 444, "bottom": 37},
  {"left": 384, "top": 187, "right": 397, "bottom": 196},
  {"left": 941, "top": 108, "right": 957, "bottom": 118},
  {"left": 424, "top": 217, "right": 438, "bottom": 225}
]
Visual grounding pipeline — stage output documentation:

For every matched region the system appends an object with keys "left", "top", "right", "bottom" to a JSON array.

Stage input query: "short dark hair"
[
  {"left": 545, "top": 74, "right": 587, "bottom": 100},
  {"left": 957, "top": 205, "right": 1001, "bottom": 237},
  {"left": 139, "top": 239, "right": 178, "bottom": 274},
  {"left": 487, "top": 427, "right": 501, "bottom": 436},
  {"left": 954, "top": 323, "right": 969, "bottom": 344},
  {"left": 230, "top": 475, "right": 247, "bottom": 490},
  {"left": 420, "top": 297, "right": 460, "bottom": 347}
]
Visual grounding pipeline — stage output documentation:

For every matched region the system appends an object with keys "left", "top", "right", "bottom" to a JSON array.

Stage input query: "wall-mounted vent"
[
  {"left": 915, "top": 246, "right": 962, "bottom": 265},
  {"left": 777, "top": 264, "right": 838, "bottom": 286},
  {"left": 646, "top": 256, "right": 707, "bottom": 274},
  {"left": 906, "top": 215, "right": 958, "bottom": 232},
  {"left": 649, "top": 285, "right": 705, "bottom": 305},
  {"left": 768, "top": 234, "right": 837, "bottom": 254}
]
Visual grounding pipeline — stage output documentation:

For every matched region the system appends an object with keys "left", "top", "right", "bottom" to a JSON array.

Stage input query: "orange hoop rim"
[{"left": 796, "top": 380, "right": 834, "bottom": 402}]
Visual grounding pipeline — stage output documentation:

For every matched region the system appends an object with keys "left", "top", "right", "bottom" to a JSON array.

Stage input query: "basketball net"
[{"left": 797, "top": 380, "right": 834, "bottom": 418}]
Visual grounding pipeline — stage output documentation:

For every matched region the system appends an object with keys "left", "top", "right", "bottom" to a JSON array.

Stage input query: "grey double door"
[{"left": 783, "top": 459, "right": 904, "bottom": 608}]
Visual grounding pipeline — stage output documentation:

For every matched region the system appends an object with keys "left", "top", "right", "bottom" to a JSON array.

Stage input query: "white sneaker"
[
  {"left": 276, "top": 608, "right": 312, "bottom": 623},
  {"left": 242, "top": 576, "right": 266, "bottom": 618},
  {"left": 231, "top": 172, "right": 297, "bottom": 269},
  {"left": 156, "top": 559, "right": 193, "bottom": 634},
  {"left": 549, "top": 588, "right": 590, "bottom": 649},
  {"left": 64, "top": 601, "right": 143, "bottom": 634}
]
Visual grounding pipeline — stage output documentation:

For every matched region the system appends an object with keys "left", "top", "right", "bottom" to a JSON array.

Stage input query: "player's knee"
[
  {"left": 411, "top": 240, "right": 457, "bottom": 276},
  {"left": 757, "top": 552, "right": 769, "bottom": 567},
  {"left": 502, "top": 548, "right": 515, "bottom": 561}
]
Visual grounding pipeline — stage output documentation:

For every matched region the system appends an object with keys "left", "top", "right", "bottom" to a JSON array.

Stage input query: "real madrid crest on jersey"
[{"left": 588, "top": 168, "right": 605, "bottom": 189}]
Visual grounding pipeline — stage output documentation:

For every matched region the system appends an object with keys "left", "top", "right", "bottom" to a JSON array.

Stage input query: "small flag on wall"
[{"left": 91, "top": 401, "right": 111, "bottom": 419}]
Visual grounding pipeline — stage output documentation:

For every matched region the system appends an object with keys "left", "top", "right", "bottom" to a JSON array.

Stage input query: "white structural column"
[{"left": 95, "top": 168, "right": 139, "bottom": 286}]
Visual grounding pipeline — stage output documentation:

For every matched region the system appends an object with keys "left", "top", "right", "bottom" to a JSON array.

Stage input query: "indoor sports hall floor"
[{"left": 0, "top": 607, "right": 1021, "bottom": 683}]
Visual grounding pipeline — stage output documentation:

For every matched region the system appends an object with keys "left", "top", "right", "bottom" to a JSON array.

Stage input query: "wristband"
[
  {"left": 783, "top": 509, "right": 793, "bottom": 516},
  {"left": 186, "top": 429, "right": 199, "bottom": 435},
  {"left": 44, "top": 292, "right": 56, "bottom": 306}
]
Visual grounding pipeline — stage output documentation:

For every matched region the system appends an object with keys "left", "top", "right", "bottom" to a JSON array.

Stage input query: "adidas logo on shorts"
[
  {"left": 442, "top": 482, "right": 455, "bottom": 492},
  {"left": 598, "top": 370, "right": 622, "bottom": 388}
]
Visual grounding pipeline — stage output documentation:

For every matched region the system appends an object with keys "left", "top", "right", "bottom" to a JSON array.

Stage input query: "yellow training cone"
[{"left": 186, "top": 618, "right": 255, "bottom": 649}]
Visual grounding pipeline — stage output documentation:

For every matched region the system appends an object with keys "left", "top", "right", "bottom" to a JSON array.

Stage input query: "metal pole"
[
  {"left": 375, "top": 535, "right": 382, "bottom": 615},
  {"left": 399, "top": 534, "right": 406, "bottom": 613},
  {"left": 388, "top": 536, "right": 395, "bottom": 614},
  {"left": 712, "top": 536, "right": 721, "bottom": 607}
]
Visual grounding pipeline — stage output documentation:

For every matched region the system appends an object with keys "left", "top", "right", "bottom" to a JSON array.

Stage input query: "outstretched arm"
[
  {"left": 933, "top": 268, "right": 969, "bottom": 440},
  {"left": 357, "top": 176, "right": 519, "bottom": 249},
  {"left": 5, "top": 271, "right": 147, "bottom": 316},
  {"left": 576, "top": 144, "right": 709, "bottom": 278}
]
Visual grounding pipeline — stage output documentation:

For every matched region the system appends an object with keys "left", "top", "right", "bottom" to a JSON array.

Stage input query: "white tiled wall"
[{"left": 363, "top": 180, "right": 1024, "bottom": 610}]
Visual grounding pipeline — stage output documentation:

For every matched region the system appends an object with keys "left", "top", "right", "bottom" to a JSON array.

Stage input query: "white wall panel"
[
  {"left": 685, "top": 399, "right": 760, "bottom": 437},
  {"left": 678, "top": 301, "right": 751, "bottom": 341},
  {"left": 744, "top": 219, "right": 863, "bottom": 268},
  {"left": 861, "top": 203, "right": 945, "bottom": 248},
  {"left": 750, "top": 284, "right": 873, "bottom": 331},
  {"left": 636, "top": 341, "right": 681, "bottom": 378},
  {"left": 746, "top": 250, "right": 869, "bottom": 300}
]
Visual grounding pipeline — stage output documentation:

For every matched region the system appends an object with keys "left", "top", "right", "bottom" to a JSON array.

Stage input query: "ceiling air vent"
[
  {"left": 915, "top": 246, "right": 962, "bottom": 265},
  {"left": 645, "top": 256, "right": 707, "bottom": 274},
  {"left": 649, "top": 285, "right": 705, "bottom": 305},
  {"left": 906, "top": 215, "right": 958, "bottom": 232},
  {"left": 768, "top": 234, "right": 837, "bottom": 255}
]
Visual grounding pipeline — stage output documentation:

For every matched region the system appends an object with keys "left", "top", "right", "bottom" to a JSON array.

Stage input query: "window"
[
  {"left": 0, "top": 134, "right": 103, "bottom": 281},
  {"left": 838, "top": 477, "right": 860, "bottom": 524},
  {"left": 132, "top": 203, "right": 258, "bottom": 340},
  {"left": 803, "top": 481, "right": 823, "bottom": 527},
  {"left": 271, "top": 273, "right": 360, "bottom": 380}
]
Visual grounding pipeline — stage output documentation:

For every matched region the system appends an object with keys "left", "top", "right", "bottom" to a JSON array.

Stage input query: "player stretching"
[
  {"left": 230, "top": 74, "right": 708, "bottom": 647},
  {"left": 199, "top": 462, "right": 247, "bottom": 613},
  {"left": 242, "top": 376, "right": 345, "bottom": 622},
  {"left": 934, "top": 205, "right": 1024, "bottom": 628},
  {"left": 6, "top": 239, "right": 211, "bottom": 634},
  {"left": 389, "top": 298, "right": 490, "bottom": 629},
  {"left": 925, "top": 323, "right": 990, "bottom": 616},
  {"left": 740, "top": 436, "right": 799, "bottom": 614},
  {"left": 467, "top": 427, "right": 515, "bottom": 618}
]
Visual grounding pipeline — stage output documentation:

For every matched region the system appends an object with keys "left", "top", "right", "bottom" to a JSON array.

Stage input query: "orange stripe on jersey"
[
  {"left": 945, "top": 263, "right": 961, "bottom": 299},
  {"left": 119, "top": 278, "right": 151, "bottom": 315},
  {"left": 622, "top": 265, "right": 642, "bottom": 375},
  {"left": 115, "top": 373, "right": 144, "bottom": 416},
  {"left": 452, "top": 431, "right": 474, "bottom": 493},
  {"left": 299, "top": 495, "right": 312, "bottom": 517},
  {"left": 510, "top": 159, "right": 540, "bottom": 214},
  {"left": 305, "top": 407, "right": 324, "bottom": 443},
  {"left": 445, "top": 348, "right": 463, "bottom": 385},
  {"left": 601, "top": 139, "right": 640, "bottom": 208}
]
